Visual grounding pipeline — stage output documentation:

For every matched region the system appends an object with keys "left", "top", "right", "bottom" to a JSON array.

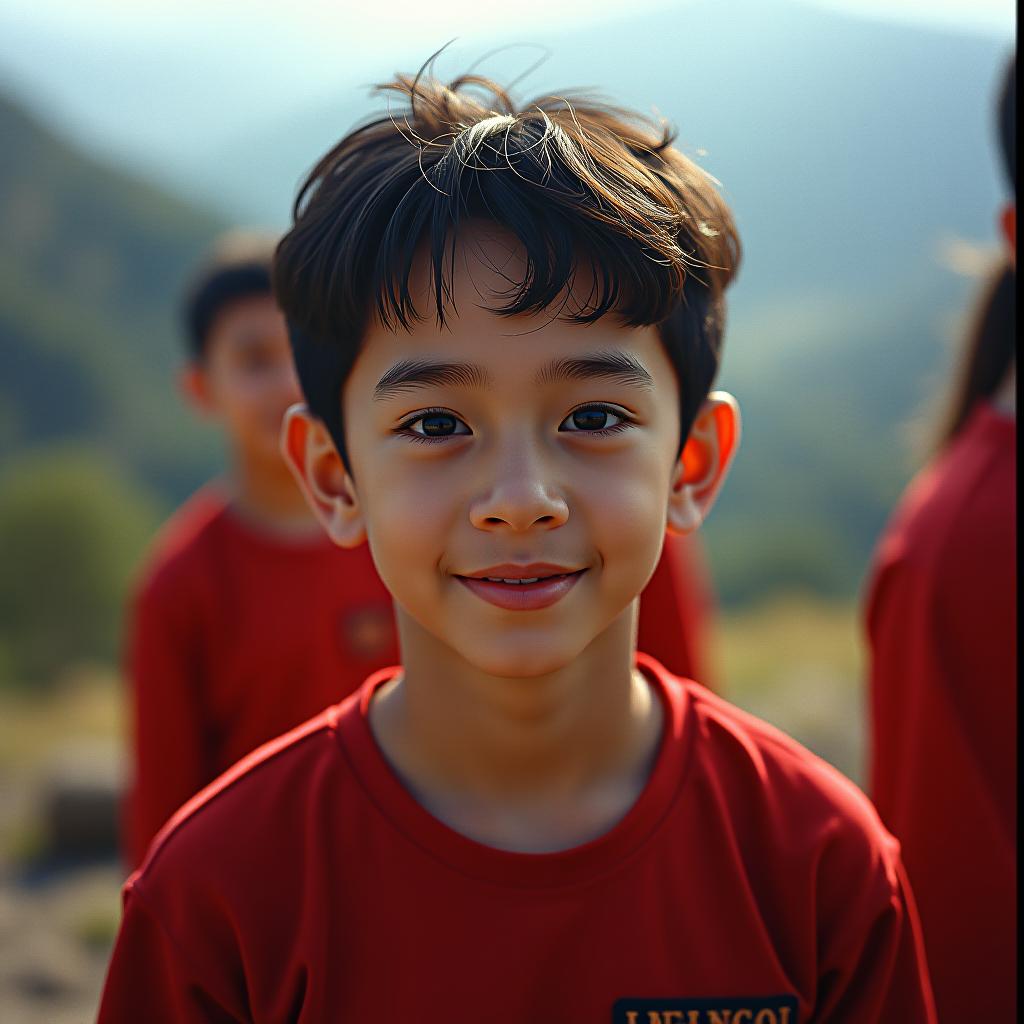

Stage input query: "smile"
[{"left": 455, "top": 565, "right": 586, "bottom": 611}]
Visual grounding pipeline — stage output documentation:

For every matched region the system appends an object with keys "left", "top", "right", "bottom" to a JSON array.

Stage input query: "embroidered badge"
[{"left": 612, "top": 995, "right": 799, "bottom": 1024}]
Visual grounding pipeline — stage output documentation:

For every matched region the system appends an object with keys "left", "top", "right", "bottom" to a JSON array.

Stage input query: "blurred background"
[{"left": 0, "top": 0, "right": 1015, "bottom": 1018}]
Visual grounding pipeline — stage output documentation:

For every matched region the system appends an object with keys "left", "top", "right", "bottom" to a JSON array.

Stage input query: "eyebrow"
[
  {"left": 534, "top": 351, "right": 654, "bottom": 390},
  {"left": 372, "top": 350, "right": 654, "bottom": 401},
  {"left": 373, "top": 359, "right": 493, "bottom": 400}
]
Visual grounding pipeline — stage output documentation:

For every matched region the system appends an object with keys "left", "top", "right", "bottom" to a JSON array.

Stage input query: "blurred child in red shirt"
[
  {"left": 101, "top": 68, "right": 934, "bottom": 1022},
  {"left": 865, "top": 55, "right": 1016, "bottom": 1023},
  {"left": 122, "top": 233, "right": 400, "bottom": 868},
  {"left": 123, "top": 233, "right": 716, "bottom": 870}
]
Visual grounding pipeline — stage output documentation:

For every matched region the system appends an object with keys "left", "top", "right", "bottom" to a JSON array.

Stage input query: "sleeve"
[
  {"left": 98, "top": 883, "right": 243, "bottom": 1024},
  {"left": 123, "top": 570, "right": 211, "bottom": 870},
  {"left": 637, "top": 532, "right": 718, "bottom": 690},
  {"left": 812, "top": 824, "right": 936, "bottom": 1023}
]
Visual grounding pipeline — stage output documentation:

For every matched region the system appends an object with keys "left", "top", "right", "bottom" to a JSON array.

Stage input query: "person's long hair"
[{"left": 935, "top": 259, "right": 1015, "bottom": 449}]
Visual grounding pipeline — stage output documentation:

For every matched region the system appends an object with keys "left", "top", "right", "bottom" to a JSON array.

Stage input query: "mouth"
[{"left": 455, "top": 564, "right": 587, "bottom": 611}]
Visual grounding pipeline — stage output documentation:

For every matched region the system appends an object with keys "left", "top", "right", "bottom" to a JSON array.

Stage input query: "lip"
[{"left": 455, "top": 564, "right": 586, "bottom": 611}]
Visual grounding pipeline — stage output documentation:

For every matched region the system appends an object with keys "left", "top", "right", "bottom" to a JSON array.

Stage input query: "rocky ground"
[{"left": 0, "top": 860, "right": 120, "bottom": 1024}]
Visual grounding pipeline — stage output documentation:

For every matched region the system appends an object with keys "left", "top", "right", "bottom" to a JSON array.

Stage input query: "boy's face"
[
  {"left": 286, "top": 228, "right": 737, "bottom": 678},
  {"left": 184, "top": 294, "right": 301, "bottom": 464}
]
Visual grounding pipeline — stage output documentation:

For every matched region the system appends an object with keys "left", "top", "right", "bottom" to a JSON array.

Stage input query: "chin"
[{"left": 457, "top": 637, "right": 585, "bottom": 680}]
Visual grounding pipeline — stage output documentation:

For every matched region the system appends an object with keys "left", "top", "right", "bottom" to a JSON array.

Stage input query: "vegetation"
[{"left": 0, "top": 450, "right": 159, "bottom": 690}]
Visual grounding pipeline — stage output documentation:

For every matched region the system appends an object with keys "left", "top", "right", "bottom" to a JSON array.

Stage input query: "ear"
[
  {"left": 178, "top": 362, "right": 215, "bottom": 416},
  {"left": 280, "top": 404, "right": 366, "bottom": 548},
  {"left": 666, "top": 391, "right": 741, "bottom": 535},
  {"left": 1000, "top": 203, "right": 1016, "bottom": 266}
]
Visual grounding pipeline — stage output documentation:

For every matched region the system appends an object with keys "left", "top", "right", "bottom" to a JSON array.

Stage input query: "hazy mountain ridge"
[{"left": 0, "top": 94, "right": 224, "bottom": 500}]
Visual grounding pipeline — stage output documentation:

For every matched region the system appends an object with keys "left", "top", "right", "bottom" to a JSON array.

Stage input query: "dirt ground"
[{"left": 0, "top": 598, "right": 866, "bottom": 1022}]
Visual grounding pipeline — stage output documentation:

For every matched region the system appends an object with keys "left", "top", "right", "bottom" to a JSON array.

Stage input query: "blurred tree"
[{"left": 0, "top": 448, "right": 161, "bottom": 690}]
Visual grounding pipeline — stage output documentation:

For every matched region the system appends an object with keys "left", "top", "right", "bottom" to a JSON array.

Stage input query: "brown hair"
[{"left": 274, "top": 68, "right": 740, "bottom": 467}]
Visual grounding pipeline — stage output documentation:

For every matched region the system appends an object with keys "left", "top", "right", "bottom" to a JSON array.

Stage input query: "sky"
[
  {"left": 2, "top": 0, "right": 1015, "bottom": 51},
  {"left": 0, "top": 0, "right": 1013, "bottom": 216}
]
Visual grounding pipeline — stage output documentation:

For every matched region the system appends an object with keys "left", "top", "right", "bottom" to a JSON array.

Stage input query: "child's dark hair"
[
  {"left": 274, "top": 68, "right": 740, "bottom": 468},
  {"left": 935, "top": 260, "right": 1015, "bottom": 448},
  {"left": 183, "top": 232, "right": 279, "bottom": 359},
  {"left": 935, "top": 53, "right": 1016, "bottom": 450}
]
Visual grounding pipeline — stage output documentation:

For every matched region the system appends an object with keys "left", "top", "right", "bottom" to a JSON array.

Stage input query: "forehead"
[
  {"left": 207, "top": 293, "right": 286, "bottom": 348},
  {"left": 357, "top": 226, "right": 667, "bottom": 382}
]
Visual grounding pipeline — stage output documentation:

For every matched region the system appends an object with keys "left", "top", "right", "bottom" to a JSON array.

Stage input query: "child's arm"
[
  {"left": 123, "top": 573, "right": 210, "bottom": 869},
  {"left": 637, "top": 533, "right": 718, "bottom": 690},
  {"left": 98, "top": 881, "right": 244, "bottom": 1023}
]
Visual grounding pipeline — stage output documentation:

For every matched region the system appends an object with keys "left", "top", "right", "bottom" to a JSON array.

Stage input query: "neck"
[
  {"left": 228, "top": 447, "right": 320, "bottom": 535},
  {"left": 369, "top": 605, "right": 663, "bottom": 851}
]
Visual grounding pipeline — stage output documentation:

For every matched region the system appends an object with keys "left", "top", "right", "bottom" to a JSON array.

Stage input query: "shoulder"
[
  {"left": 876, "top": 412, "right": 1014, "bottom": 573},
  {"left": 868, "top": 417, "right": 1015, "bottom": 622},
  {"left": 680, "top": 679, "right": 898, "bottom": 875},
  {"left": 132, "top": 486, "right": 231, "bottom": 606},
  {"left": 133, "top": 696, "right": 356, "bottom": 892}
]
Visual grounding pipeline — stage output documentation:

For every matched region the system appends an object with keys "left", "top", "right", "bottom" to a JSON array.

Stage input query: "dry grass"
[
  {"left": 712, "top": 594, "right": 866, "bottom": 785},
  {"left": 0, "top": 665, "right": 124, "bottom": 775}
]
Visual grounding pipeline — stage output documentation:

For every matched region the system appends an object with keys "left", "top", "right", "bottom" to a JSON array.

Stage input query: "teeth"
[{"left": 482, "top": 576, "right": 544, "bottom": 584}]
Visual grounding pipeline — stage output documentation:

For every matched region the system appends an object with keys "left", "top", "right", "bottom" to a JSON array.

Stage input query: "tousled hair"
[{"left": 274, "top": 68, "right": 741, "bottom": 467}]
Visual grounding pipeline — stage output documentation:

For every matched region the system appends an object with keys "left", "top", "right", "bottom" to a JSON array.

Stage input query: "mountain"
[{"left": 0, "top": 94, "right": 224, "bottom": 502}]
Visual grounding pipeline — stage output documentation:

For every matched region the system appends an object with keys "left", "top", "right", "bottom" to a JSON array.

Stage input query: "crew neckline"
[
  {"left": 335, "top": 653, "right": 693, "bottom": 889},
  {"left": 206, "top": 484, "right": 336, "bottom": 553}
]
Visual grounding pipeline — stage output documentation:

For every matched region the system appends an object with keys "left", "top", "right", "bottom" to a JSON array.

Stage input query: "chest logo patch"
[{"left": 612, "top": 995, "right": 799, "bottom": 1024}]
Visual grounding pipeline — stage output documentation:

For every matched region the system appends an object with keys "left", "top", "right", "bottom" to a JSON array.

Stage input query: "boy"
[
  {"left": 121, "top": 233, "right": 399, "bottom": 868},
  {"left": 101, "top": 72, "right": 934, "bottom": 1021},
  {"left": 123, "top": 233, "right": 716, "bottom": 869}
]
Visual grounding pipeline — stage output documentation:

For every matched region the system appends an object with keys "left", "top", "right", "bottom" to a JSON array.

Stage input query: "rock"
[{"left": 39, "top": 743, "right": 124, "bottom": 862}]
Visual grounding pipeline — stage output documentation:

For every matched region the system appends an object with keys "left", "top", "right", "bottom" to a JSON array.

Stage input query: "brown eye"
[
  {"left": 573, "top": 409, "right": 609, "bottom": 430},
  {"left": 421, "top": 413, "right": 459, "bottom": 436},
  {"left": 560, "top": 406, "right": 626, "bottom": 432},
  {"left": 402, "top": 410, "right": 471, "bottom": 439}
]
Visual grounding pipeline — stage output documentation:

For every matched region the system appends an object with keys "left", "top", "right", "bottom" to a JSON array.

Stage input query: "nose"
[{"left": 469, "top": 447, "right": 569, "bottom": 533}]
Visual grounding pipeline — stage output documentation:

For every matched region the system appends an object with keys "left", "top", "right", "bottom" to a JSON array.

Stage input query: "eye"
[
  {"left": 559, "top": 405, "right": 629, "bottom": 433},
  {"left": 400, "top": 410, "right": 471, "bottom": 440}
]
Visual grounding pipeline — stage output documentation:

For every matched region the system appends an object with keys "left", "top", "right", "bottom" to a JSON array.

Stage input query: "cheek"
[
  {"left": 210, "top": 369, "right": 265, "bottom": 411},
  {"left": 356, "top": 455, "right": 459, "bottom": 589},
  {"left": 577, "top": 445, "right": 672, "bottom": 576}
]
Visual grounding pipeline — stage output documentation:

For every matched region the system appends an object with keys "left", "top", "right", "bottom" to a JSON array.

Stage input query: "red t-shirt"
[
  {"left": 124, "top": 487, "right": 716, "bottom": 868},
  {"left": 100, "top": 656, "right": 934, "bottom": 1023},
  {"left": 123, "top": 485, "right": 399, "bottom": 869},
  {"left": 865, "top": 402, "right": 1016, "bottom": 1022}
]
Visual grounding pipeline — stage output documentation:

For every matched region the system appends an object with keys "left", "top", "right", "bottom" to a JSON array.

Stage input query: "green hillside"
[{"left": 0, "top": 94, "right": 224, "bottom": 501}]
